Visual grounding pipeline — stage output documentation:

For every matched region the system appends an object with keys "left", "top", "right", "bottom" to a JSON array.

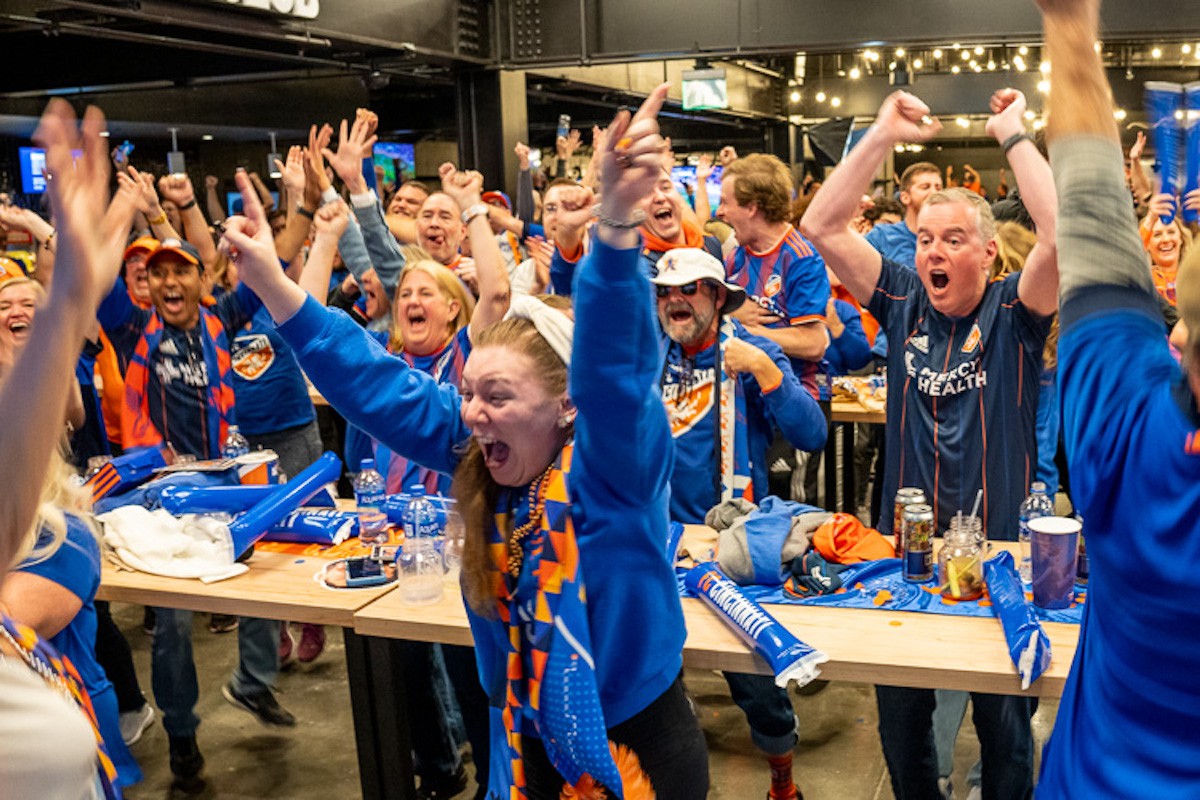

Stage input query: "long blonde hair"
[
  {"left": 991, "top": 222, "right": 1059, "bottom": 369},
  {"left": 388, "top": 257, "right": 475, "bottom": 354},
  {"left": 451, "top": 316, "right": 569, "bottom": 616},
  {"left": 11, "top": 449, "right": 98, "bottom": 569}
]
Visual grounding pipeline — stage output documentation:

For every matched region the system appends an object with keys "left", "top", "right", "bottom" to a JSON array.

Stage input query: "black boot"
[{"left": 169, "top": 734, "right": 206, "bottom": 794}]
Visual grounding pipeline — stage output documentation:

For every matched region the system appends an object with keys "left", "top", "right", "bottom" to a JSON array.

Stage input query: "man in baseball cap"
[
  {"left": 123, "top": 235, "right": 159, "bottom": 307},
  {"left": 653, "top": 246, "right": 826, "bottom": 800}
]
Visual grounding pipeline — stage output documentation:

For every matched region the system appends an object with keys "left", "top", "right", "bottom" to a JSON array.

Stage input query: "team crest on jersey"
[
  {"left": 961, "top": 322, "right": 982, "bottom": 354},
  {"left": 909, "top": 334, "right": 929, "bottom": 354},
  {"left": 764, "top": 274, "right": 782, "bottom": 298},
  {"left": 663, "top": 368, "right": 716, "bottom": 436},
  {"left": 231, "top": 334, "right": 276, "bottom": 381}
]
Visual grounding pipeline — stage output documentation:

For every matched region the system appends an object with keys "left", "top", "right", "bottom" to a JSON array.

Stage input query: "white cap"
[{"left": 652, "top": 248, "right": 747, "bottom": 314}]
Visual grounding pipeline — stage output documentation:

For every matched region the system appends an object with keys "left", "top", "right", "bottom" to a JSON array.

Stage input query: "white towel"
[{"left": 99, "top": 506, "right": 247, "bottom": 582}]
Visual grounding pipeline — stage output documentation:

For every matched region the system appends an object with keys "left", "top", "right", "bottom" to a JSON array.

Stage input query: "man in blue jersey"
[
  {"left": 1033, "top": 0, "right": 1200, "bottom": 796},
  {"left": 865, "top": 162, "right": 943, "bottom": 269},
  {"left": 653, "top": 247, "right": 826, "bottom": 800},
  {"left": 801, "top": 85, "right": 1060, "bottom": 799}
]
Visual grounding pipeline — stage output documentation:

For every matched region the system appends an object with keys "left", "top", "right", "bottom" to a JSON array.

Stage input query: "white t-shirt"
[{"left": 0, "top": 656, "right": 100, "bottom": 799}]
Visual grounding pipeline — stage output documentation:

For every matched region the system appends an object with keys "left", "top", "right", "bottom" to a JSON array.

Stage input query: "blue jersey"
[
  {"left": 865, "top": 221, "right": 918, "bottom": 269},
  {"left": 230, "top": 306, "right": 316, "bottom": 436},
  {"left": 868, "top": 260, "right": 1050, "bottom": 539},
  {"left": 1037, "top": 287, "right": 1200, "bottom": 798},
  {"left": 725, "top": 225, "right": 830, "bottom": 399}
]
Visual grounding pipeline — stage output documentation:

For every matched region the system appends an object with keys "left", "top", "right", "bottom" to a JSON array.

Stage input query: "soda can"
[
  {"left": 902, "top": 504, "right": 934, "bottom": 582},
  {"left": 893, "top": 488, "right": 926, "bottom": 554},
  {"left": 235, "top": 450, "right": 280, "bottom": 485}
]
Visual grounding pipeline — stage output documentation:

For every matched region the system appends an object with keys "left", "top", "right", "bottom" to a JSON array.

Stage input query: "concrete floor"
[{"left": 112, "top": 604, "right": 1058, "bottom": 800}]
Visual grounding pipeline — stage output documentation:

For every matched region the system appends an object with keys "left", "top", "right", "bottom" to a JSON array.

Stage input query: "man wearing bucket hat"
[
  {"left": 1032, "top": 0, "right": 1200, "bottom": 796},
  {"left": 96, "top": 235, "right": 293, "bottom": 792},
  {"left": 654, "top": 246, "right": 826, "bottom": 800}
]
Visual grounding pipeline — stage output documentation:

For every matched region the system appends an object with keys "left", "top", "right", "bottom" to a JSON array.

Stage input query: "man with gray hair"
[
  {"left": 800, "top": 84, "right": 1059, "bottom": 799},
  {"left": 1033, "top": 0, "right": 1200, "bottom": 795}
]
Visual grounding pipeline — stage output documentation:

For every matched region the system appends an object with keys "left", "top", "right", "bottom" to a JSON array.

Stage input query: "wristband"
[
  {"left": 461, "top": 203, "right": 489, "bottom": 224},
  {"left": 147, "top": 212, "right": 168, "bottom": 226},
  {"left": 296, "top": 206, "right": 315, "bottom": 220},
  {"left": 593, "top": 207, "right": 646, "bottom": 229},
  {"left": 1001, "top": 132, "right": 1034, "bottom": 156},
  {"left": 178, "top": 198, "right": 197, "bottom": 211}
]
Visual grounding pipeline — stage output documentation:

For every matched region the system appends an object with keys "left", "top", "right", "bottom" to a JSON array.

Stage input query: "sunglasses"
[{"left": 655, "top": 281, "right": 708, "bottom": 298}]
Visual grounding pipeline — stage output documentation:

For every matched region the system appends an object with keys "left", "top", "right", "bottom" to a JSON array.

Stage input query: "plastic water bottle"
[
  {"left": 398, "top": 485, "right": 444, "bottom": 604},
  {"left": 442, "top": 499, "right": 464, "bottom": 573},
  {"left": 353, "top": 459, "right": 389, "bottom": 547},
  {"left": 222, "top": 425, "right": 250, "bottom": 458},
  {"left": 1018, "top": 481, "right": 1055, "bottom": 583}
]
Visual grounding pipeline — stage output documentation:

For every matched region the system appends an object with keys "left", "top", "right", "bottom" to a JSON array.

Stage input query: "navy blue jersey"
[
  {"left": 230, "top": 306, "right": 316, "bottom": 436},
  {"left": 868, "top": 260, "right": 1050, "bottom": 539}
]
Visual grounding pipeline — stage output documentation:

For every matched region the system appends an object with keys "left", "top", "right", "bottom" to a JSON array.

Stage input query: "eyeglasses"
[{"left": 655, "top": 281, "right": 705, "bottom": 297}]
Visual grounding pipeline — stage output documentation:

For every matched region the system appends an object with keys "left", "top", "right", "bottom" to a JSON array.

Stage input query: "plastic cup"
[{"left": 1029, "top": 516, "right": 1080, "bottom": 610}]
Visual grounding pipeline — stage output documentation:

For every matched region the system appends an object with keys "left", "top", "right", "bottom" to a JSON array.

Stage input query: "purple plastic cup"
[{"left": 1030, "top": 516, "right": 1080, "bottom": 610}]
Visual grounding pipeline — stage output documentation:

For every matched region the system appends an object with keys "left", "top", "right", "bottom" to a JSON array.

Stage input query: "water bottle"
[
  {"left": 353, "top": 459, "right": 389, "bottom": 547},
  {"left": 442, "top": 498, "right": 464, "bottom": 573},
  {"left": 222, "top": 425, "right": 250, "bottom": 458},
  {"left": 1018, "top": 481, "right": 1054, "bottom": 583},
  {"left": 398, "top": 485, "right": 444, "bottom": 604}
]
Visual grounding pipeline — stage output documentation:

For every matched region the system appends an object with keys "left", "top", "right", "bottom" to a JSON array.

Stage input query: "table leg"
[
  {"left": 344, "top": 629, "right": 418, "bottom": 800},
  {"left": 842, "top": 422, "right": 856, "bottom": 516},
  {"left": 823, "top": 420, "right": 838, "bottom": 510}
]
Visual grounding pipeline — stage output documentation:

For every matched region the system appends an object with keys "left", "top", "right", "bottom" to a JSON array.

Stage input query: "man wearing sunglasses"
[{"left": 653, "top": 247, "right": 826, "bottom": 800}]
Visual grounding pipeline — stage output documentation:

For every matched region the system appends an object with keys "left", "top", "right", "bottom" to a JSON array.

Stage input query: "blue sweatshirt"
[{"left": 276, "top": 238, "right": 685, "bottom": 731}]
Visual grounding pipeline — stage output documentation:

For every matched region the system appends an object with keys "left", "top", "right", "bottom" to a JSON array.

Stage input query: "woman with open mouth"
[
  {"left": 225, "top": 83, "right": 707, "bottom": 800},
  {"left": 1140, "top": 192, "right": 1194, "bottom": 307}
]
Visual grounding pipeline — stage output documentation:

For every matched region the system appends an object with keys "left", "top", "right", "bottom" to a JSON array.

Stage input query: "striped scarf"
[
  {"left": 489, "top": 443, "right": 627, "bottom": 798},
  {"left": 1, "top": 613, "right": 118, "bottom": 799},
  {"left": 121, "top": 308, "right": 235, "bottom": 458}
]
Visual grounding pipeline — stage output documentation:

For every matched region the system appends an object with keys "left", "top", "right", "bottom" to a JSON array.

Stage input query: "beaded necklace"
[{"left": 505, "top": 463, "right": 555, "bottom": 578}]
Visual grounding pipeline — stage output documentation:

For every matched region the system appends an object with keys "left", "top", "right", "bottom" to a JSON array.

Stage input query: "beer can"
[
  {"left": 893, "top": 488, "right": 926, "bottom": 553},
  {"left": 902, "top": 504, "right": 934, "bottom": 582}
]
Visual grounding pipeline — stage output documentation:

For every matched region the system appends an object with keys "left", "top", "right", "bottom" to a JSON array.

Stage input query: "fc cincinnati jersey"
[
  {"left": 725, "top": 225, "right": 830, "bottom": 399},
  {"left": 868, "top": 260, "right": 1050, "bottom": 540}
]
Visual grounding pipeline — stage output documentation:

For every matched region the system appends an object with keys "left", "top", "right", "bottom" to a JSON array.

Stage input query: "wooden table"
[
  {"left": 99, "top": 550, "right": 415, "bottom": 800},
  {"left": 356, "top": 533, "right": 1075, "bottom": 699},
  {"left": 824, "top": 384, "right": 887, "bottom": 512}
]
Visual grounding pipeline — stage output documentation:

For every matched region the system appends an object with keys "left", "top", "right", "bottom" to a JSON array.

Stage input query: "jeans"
[
  {"left": 723, "top": 671, "right": 798, "bottom": 754},
  {"left": 933, "top": 689, "right": 969, "bottom": 779},
  {"left": 151, "top": 608, "right": 280, "bottom": 737},
  {"left": 521, "top": 673, "right": 708, "bottom": 800},
  {"left": 875, "top": 685, "right": 1035, "bottom": 800}
]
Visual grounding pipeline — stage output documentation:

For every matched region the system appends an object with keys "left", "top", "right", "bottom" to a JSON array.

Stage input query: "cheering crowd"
[{"left": 0, "top": 0, "right": 1198, "bottom": 798}]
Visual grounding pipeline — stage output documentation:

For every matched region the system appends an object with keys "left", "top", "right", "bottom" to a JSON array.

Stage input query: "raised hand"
[
  {"left": 157, "top": 172, "right": 196, "bottom": 207},
  {"left": 205, "top": 175, "right": 220, "bottom": 191},
  {"left": 986, "top": 88, "right": 1028, "bottom": 143},
  {"left": 306, "top": 123, "right": 334, "bottom": 194},
  {"left": 554, "top": 184, "right": 597, "bottom": 235},
  {"left": 696, "top": 153, "right": 714, "bottom": 183},
  {"left": 276, "top": 145, "right": 306, "bottom": 199},
  {"left": 439, "top": 162, "right": 483, "bottom": 210},
  {"left": 528, "top": 235, "right": 553, "bottom": 288},
  {"left": 323, "top": 112, "right": 379, "bottom": 193},
  {"left": 126, "top": 165, "right": 162, "bottom": 216},
  {"left": 312, "top": 198, "right": 350, "bottom": 240},
  {"left": 1129, "top": 130, "right": 1147, "bottom": 161},
  {"left": 557, "top": 128, "right": 582, "bottom": 159},
  {"left": 1146, "top": 192, "right": 1177, "bottom": 222},
  {"left": 719, "top": 146, "right": 738, "bottom": 167},
  {"left": 33, "top": 99, "right": 110, "bottom": 301},
  {"left": 219, "top": 171, "right": 284, "bottom": 297},
  {"left": 876, "top": 91, "right": 942, "bottom": 143},
  {"left": 514, "top": 141, "right": 531, "bottom": 171},
  {"left": 597, "top": 82, "right": 670, "bottom": 225}
]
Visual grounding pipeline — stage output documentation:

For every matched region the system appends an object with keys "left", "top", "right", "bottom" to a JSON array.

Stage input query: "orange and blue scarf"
[
  {"left": 1, "top": 613, "right": 118, "bottom": 799},
  {"left": 489, "top": 443, "right": 626, "bottom": 798},
  {"left": 121, "top": 307, "right": 235, "bottom": 457}
]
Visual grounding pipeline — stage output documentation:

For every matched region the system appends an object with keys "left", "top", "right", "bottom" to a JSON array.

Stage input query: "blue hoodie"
[{"left": 275, "top": 237, "right": 684, "bottom": 733}]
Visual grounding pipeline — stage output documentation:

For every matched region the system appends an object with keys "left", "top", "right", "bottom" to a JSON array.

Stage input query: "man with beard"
[{"left": 654, "top": 247, "right": 826, "bottom": 800}]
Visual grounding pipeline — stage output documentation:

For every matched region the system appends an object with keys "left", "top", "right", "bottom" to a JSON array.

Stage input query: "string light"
[
  {"left": 830, "top": 96, "right": 843, "bottom": 108},
  {"left": 974, "top": 46, "right": 984, "bottom": 56},
  {"left": 1183, "top": 44, "right": 1192, "bottom": 55},
  {"left": 1040, "top": 60, "right": 1051, "bottom": 74},
  {"left": 951, "top": 65, "right": 961, "bottom": 74},
  {"left": 1038, "top": 79, "right": 1051, "bottom": 93},
  {"left": 1114, "top": 108, "right": 1127, "bottom": 121},
  {"left": 961, "top": 50, "right": 971, "bottom": 61},
  {"left": 987, "top": 60, "right": 997, "bottom": 70},
  {"left": 1013, "top": 55, "right": 1027, "bottom": 71},
  {"left": 1151, "top": 47, "right": 1162, "bottom": 59},
  {"left": 1018, "top": 45, "right": 1029, "bottom": 56},
  {"left": 849, "top": 66, "right": 861, "bottom": 79},
  {"left": 933, "top": 48, "right": 943, "bottom": 59},
  {"left": 790, "top": 90, "right": 801, "bottom": 103},
  {"left": 1032, "top": 118, "right": 1046, "bottom": 131},
  {"left": 912, "top": 58, "right": 923, "bottom": 69},
  {"left": 816, "top": 90, "right": 827, "bottom": 102},
  {"left": 895, "top": 47, "right": 906, "bottom": 58},
  {"left": 956, "top": 116, "right": 970, "bottom": 128},
  {"left": 1024, "top": 110, "right": 1036, "bottom": 121}
]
